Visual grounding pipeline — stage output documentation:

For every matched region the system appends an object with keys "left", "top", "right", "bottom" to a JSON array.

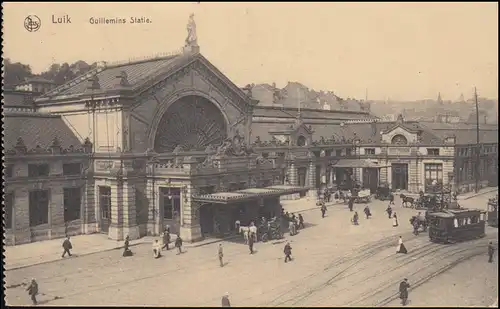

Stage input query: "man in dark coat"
[
  {"left": 221, "top": 292, "right": 231, "bottom": 307},
  {"left": 123, "top": 235, "right": 133, "bottom": 257},
  {"left": 218, "top": 244, "right": 224, "bottom": 267},
  {"left": 248, "top": 234, "right": 255, "bottom": 254},
  {"left": 488, "top": 241, "right": 495, "bottom": 263},
  {"left": 175, "top": 236, "right": 183, "bottom": 255},
  {"left": 348, "top": 198, "right": 354, "bottom": 212},
  {"left": 321, "top": 203, "right": 327, "bottom": 218},
  {"left": 386, "top": 205, "right": 393, "bottom": 219},
  {"left": 364, "top": 205, "right": 371, "bottom": 219},
  {"left": 26, "top": 278, "right": 39, "bottom": 305},
  {"left": 62, "top": 237, "right": 72, "bottom": 258},
  {"left": 298, "top": 214, "right": 305, "bottom": 229},
  {"left": 399, "top": 278, "right": 410, "bottom": 306},
  {"left": 162, "top": 230, "right": 171, "bottom": 251},
  {"left": 284, "top": 242, "right": 292, "bottom": 263}
]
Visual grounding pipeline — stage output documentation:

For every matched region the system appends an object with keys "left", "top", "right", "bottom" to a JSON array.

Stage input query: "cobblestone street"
[{"left": 5, "top": 193, "right": 498, "bottom": 307}]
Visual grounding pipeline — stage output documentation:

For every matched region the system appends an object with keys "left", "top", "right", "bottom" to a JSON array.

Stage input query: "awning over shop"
[
  {"left": 332, "top": 159, "right": 390, "bottom": 169},
  {"left": 192, "top": 185, "right": 309, "bottom": 204}
]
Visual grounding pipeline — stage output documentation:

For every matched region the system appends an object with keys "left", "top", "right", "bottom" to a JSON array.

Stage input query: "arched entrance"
[{"left": 154, "top": 95, "right": 228, "bottom": 153}]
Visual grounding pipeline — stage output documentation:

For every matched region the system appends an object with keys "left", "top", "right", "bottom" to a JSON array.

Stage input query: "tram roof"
[{"left": 192, "top": 185, "right": 309, "bottom": 204}]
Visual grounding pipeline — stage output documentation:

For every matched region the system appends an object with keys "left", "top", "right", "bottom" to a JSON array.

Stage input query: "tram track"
[
  {"left": 265, "top": 233, "right": 414, "bottom": 307},
  {"left": 274, "top": 236, "right": 493, "bottom": 307}
]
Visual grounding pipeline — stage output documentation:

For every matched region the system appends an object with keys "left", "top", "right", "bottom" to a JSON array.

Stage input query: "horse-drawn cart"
[
  {"left": 354, "top": 189, "right": 371, "bottom": 203},
  {"left": 375, "top": 186, "right": 394, "bottom": 202},
  {"left": 259, "top": 219, "right": 283, "bottom": 242}
]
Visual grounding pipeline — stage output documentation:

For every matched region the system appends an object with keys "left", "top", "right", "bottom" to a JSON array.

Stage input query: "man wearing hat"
[
  {"left": 399, "top": 278, "right": 410, "bottom": 306},
  {"left": 221, "top": 292, "right": 231, "bottom": 307},
  {"left": 26, "top": 278, "right": 39, "bottom": 305},
  {"left": 488, "top": 241, "right": 495, "bottom": 263}
]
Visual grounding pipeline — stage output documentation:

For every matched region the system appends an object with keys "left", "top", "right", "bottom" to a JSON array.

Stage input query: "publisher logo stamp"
[{"left": 24, "top": 15, "right": 41, "bottom": 32}]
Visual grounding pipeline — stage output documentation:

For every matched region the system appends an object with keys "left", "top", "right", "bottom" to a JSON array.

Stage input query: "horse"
[
  {"left": 238, "top": 226, "right": 250, "bottom": 244},
  {"left": 400, "top": 194, "right": 415, "bottom": 208}
]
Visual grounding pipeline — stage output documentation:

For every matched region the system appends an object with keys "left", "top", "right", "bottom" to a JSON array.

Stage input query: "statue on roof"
[{"left": 185, "top": 13, "right": 198, "bottom": 47}]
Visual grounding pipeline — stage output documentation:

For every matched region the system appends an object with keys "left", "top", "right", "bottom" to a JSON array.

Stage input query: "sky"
[{"left": 3, "top": 2, "right": 498, "bottom": 101}]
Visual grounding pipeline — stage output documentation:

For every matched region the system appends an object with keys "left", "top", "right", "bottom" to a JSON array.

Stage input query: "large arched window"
[
  {"left": 297, "top": 135, "right": 307, "bottom": 147},
  {"left": 391, "top": 134, "right": 408, "bottom": 145}
]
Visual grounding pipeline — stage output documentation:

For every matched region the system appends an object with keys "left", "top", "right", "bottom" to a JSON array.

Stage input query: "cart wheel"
[{"left": 261, "top": 234, "right": 268, "bottom": 242}]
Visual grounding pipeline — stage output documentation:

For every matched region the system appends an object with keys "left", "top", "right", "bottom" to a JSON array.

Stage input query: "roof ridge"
[
  {"left": 41, "top": 64, "right": 106, "bottom": 97},
  {"left": 105, "top": 49, "right": 184, "bottom": 69}
]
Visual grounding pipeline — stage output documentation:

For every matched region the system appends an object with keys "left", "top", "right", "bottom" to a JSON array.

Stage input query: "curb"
[
  {"left": 5, "top": 234, "right": 242, "bottom": 272},
  {"left": 459, "top": 188, "right": 498, "bottom": 200}
]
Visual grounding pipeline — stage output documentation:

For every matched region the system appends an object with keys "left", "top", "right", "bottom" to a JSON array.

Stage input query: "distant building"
[{"left": 15, "top": 77, "right": 57, "bottom": 94}]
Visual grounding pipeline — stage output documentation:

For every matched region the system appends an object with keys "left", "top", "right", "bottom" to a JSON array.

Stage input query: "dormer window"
[
  {"left": 427, "top": 148, "right": 440, "bottom": 156},
  {"left": 297, "top": 135, "right": 307, "bottom": 147},
  {"left": 391, "top": 134, "right": 408, "bottom": 145}
]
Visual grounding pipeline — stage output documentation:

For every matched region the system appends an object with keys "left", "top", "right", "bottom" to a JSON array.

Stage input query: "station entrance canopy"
[
  {"left": 332, "top": 159, "right": 390, "bottom": 169},
  {"left": 192, "top": 185, "right": 309, "bottom": 204}
]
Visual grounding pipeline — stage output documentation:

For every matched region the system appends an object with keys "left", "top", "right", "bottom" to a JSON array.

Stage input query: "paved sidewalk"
[{"left": 457, "top": 187, "right": 498, "bottom": 200}]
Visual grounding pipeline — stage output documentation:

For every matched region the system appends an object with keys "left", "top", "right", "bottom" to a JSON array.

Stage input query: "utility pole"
[{"left": 474, "top": 87, "right": 480, "bottom": 193}]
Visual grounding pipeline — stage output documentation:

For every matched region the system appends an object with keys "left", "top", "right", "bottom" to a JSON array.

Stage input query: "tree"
[{"left": 3, "top": 58, "right": 34, "bottom": 88}]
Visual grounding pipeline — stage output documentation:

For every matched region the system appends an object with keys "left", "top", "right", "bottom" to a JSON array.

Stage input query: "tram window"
[
  {"left": 453, "top": 218, "right": 459, "bottom": 228},
  {"left": 466, "top": 218, "right": 471, "bottom": 225},
  {"left": 471, "top": 216, "right": 478, "bottom": 224}
]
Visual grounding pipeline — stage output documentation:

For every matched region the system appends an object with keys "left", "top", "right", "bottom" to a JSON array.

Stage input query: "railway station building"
[{"left": 4, "top": 19, "right": 498, "bottom": 245}]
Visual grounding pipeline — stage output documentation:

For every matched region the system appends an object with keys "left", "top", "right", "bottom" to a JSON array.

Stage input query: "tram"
[
  {"left": 487, "top": 196, "right": 498, "bottom": 227},
  {"left": 428, "top": 208, "right": 486, "bottom": 244}
]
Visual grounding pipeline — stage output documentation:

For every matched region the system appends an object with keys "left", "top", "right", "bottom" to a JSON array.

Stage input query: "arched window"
[
  {"left": 297, "top": 135, "right": 307, "bottom": 147},
  {"left": 391, "top": 134, "right": 408, "bottom": 145}
]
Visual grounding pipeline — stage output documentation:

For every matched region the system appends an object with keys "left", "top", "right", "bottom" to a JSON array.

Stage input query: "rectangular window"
[
  {"left": 5, "top": 164, "right": 14, "bottom": 178},
  {"left": 364, "top": 148, "right": 376, "bottom": 155},
  {"left": 63, "top": 163, "right": 82, "bottom": 176},
  {"left": 335, "top": 149, "right": 342, "bottom": 157},
  {"left": 162, "top": 188, "right": 181, "bottom": 220},
  {"left": 99, "top": 186, "right": 112, "bottom": 220},
  {"left": 346, "top": 148, "right": 352, "bottom": 156},
  {"left": 29, "top": 190, "right": 49, "bottom": 226},
  {"left": 28, "top": 164, "right": 50, "bottom": 177},
  {"left": 5, "top": 192, "right": 14, "bottom": 229},
  {"left": 64, "top": 187, "right": 81, "bottom": 222},
  {"left": 427, "top": 148, "right": 440, "bottom": 156},
  {"left": 424, "top": 163, "right": 443, "bottom": 192}
]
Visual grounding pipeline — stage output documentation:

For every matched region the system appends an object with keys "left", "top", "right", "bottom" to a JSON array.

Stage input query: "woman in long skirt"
[
  {"left": 396, "top": 236, "right": 408, "bottom": 254},
  {"left": 393, "top": 212, "right": 399, "bottom": 227}
]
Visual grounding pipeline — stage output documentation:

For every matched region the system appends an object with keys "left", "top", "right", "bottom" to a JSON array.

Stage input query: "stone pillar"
[
  {"left": 179, "top": 186, "right": 203, "bottom": 243},
  {"left": 330, "top": 168, "right": 334, "bottom": 187},
  {"left": 307, "top": 157, "right": 316, "bottom": 198},
  {"left": 83, "top": 168, "right": 97, "bottom": 234},
  {"left": 50, "top": 186, "right": 66, "bottom": 239},
  {"left": 288, "top": 162, "right": 298, "bottom": 186},
  {"left": 14, "top": 188, "right": 31, "bottom": 244},
  {"left": 146, "top": 177, "right": 162, "bottom": 236},
  {"left": 122, "top": 180, "right": 140, "bottom": 240},
  {"left": 108, "top": 180, "right": 124, "bottom": 240}
]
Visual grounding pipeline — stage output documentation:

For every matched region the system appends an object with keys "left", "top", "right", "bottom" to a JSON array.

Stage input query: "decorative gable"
[{"left": 381, "top": 125, "right": 418, "bottom": 144}]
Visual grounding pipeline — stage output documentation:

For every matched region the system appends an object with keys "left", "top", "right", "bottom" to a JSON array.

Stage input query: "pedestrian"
[
  {"left": 26, "top": 278, "right": 38, "bottom": 305},
  {"left": 412, "top": 218, "right": 419, "bottom": 235},
  {"left": 162, "top": 230, "right": 171, "bottom": 250},
  {"left": 61, "top": 236, "right": 72, "bottom": 258},
  {"left": 284, "top": 242, "right": 292, "bottom": 263},
  {"left": 399, "top": 278, "right": 410, "bottom": 306},
  {"left": 364, "top": 205, "right": 371, "bottom": 219},
  {"left": 175, "top": 236, "right": 183, "bottom": 254},
  {"left": 488, "top": 241, "right": 495, "bottom": 263},
  {"left": 396, "top": 236, "right": 408, "bottom": 254},
  {"left": 386, "top": 205, "right": 393, "bottom": 219},
  {"left": 393, "top": 212, "right": 399, "bottom": 227},
  {"left": 389, "top": 194, "right": 395, "bottom": 205},
  {"left": 321, "top": 203, "right": 327, "bottom": 218},
  {"left": 298, "top": 214, "right": 305, "bottom": 229},
  {"left": 221, "top": 292, "right": 231, "bottom": 307},
  {"left": 153, "top": 239, "right": 162, "bottom": 258},
  {"left": 352, "top": 211, "right": 359, "bottom": 225},
  {"left": 248, "top": 233, "right": 255, "bottom": 254},
  {"left": 348, "top": 198, "right": 354, "bottom": 212},
  {"left": 291, "top": 213, "right": 296, "bottom": 223},
  {"left": 218, "top": 244, "right": 224, "bottom": 267},
  {"left": 123, "top": 235, "right": 133, "bottom": 257}
]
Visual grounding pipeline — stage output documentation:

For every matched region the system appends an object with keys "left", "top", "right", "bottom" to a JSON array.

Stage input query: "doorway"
[
  {"left": 392, "top": 163, "right": 408, "bottom": 190},
  {"left": 160, "top": 187, "right": 181, "bottom": 235},
  {"left": 98, "top": 186, "right": 112, "bottom": 234},
  {"left": 298, "top": 167, "right": 307, "bottom": 197},
  {"left": 363, "top": 168, "right": 379, "bottom": 193}
]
